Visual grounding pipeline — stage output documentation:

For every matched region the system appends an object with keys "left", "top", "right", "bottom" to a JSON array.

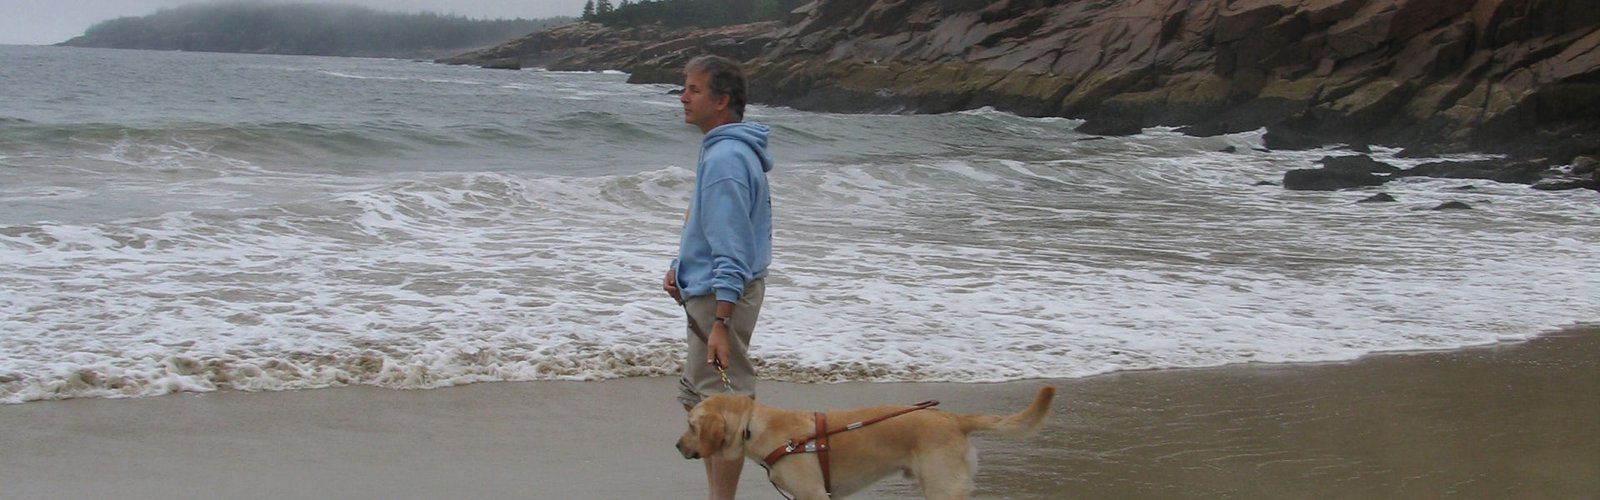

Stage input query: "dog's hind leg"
[{"left": 913, "top": 445, "right": 977, "bottom": 500}]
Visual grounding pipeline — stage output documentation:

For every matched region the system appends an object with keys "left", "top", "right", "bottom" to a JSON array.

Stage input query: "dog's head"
[{"left": 675, "top": 394, "right": 754, "bottom": 461}]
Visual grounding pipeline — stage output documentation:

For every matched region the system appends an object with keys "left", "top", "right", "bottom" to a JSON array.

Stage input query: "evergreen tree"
[
  {"left": 597, "top": 0, "right": 614, "bottom": 15},
  {"left": 582, "top": 0, "right": 595, "bottom": 21},
  {"left": 59, "top": 3, "right": 571, "bottom": 57}
]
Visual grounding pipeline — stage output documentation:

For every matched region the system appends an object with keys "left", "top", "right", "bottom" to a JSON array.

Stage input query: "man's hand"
[
  {"left": 663, "top": 268, "right": 682, "bottom": 304},
  {"left": 707, "top": 321, "right": 731, "bottom": 369}
]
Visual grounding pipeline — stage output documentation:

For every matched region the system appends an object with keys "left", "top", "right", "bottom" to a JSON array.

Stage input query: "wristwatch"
[{"left": 714, "top": 316, "right": 732, "bottom": 325}]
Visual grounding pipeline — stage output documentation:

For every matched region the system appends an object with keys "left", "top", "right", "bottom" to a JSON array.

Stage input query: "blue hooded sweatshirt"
[{"left": 673, "top": 121, "right": 773, "bottom": 303}]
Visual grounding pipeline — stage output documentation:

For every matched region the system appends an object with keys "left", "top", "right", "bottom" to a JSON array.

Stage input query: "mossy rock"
[
  {"left": 1258, "top": 78, "right": 1322, "bottom": 102},
  {"left": 1403, "top": 81, "right": 1467, "bottom": 120},
  {"left": 984, "top": 71, "right": 1076, "bottom": 102},
  {"left": 1328, "top": 79, "right": 1404, "bottom": 115},
  {"left": 1437, "top": 81, "right": 1527, "bottom": 127}
]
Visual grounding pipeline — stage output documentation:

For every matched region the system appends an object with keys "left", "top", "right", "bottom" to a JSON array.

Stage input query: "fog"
[{"left": 0, "top": 0, "right": 586, "bottom": 45}]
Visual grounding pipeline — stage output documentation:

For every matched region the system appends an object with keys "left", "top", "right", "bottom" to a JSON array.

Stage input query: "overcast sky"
[{"left": 0, "top": 0, "right": 587, "bottom": 45}]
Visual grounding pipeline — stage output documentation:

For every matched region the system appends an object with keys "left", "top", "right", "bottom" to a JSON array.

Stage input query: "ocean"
[{"left": 2, "top": 45, "right": 1596, "bottom": 404}]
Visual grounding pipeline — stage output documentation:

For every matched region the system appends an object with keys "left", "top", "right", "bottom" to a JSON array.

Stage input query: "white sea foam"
[
  {"left": 2, "top": 48, "right": 1596, "bottom": 404},
  {"left": 3, "top": 154, "right": 1598, "bottom": 403},
  {"left": 322, "top": 70, "right": 391, "bottom": 80}
]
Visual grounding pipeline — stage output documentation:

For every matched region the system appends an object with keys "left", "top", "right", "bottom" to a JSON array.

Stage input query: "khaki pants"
[{"left": 677, "top": 278, "right": 764, "bottom": 410}]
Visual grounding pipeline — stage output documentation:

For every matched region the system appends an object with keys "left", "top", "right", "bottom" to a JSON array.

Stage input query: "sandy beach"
[{"left": 2, "top": 327, "right": 1595, "bottom": 499}]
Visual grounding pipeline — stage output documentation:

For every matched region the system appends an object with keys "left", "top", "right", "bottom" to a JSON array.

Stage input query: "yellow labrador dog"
[{"left": 676, "top": 387, "right": 1055, "bottom": 499}]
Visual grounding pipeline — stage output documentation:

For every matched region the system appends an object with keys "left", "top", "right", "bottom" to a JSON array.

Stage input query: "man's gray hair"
[{"left": 686, "top": 55, "right": 748, "bottom": 121}]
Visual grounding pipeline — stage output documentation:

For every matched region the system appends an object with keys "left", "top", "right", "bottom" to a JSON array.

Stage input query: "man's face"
[{"left": 681, "top": 69, "right": 727, "bottom": 133}]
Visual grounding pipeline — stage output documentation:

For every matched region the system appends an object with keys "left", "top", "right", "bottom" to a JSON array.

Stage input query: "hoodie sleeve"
[{"left": 697, "top": 145, "right": 757, "bottom": 302}]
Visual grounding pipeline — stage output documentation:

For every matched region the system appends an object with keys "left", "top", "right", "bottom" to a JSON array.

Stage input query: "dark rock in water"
[
  {"left": 1573, "top": 156, "right": 1599, "bottom": 176},
  {"left": 1077, "top": 115, "right": 1143, "bottom": 136},
  {"left": 1395, "top": 159, "right": 1551, "bottom": 185},
  {"left": 1347, "top": 143, "right": 1373, "bottom": 154},
  {"left": 1219, "top": 146, "right": 1237, "bottom": 153},
  {"left": 1396, "top": 144, "right": 1451, "bottom": 158},
  {"left": 1433, "top": 201, "right": 1473, "bottom": 210},
  {"left": 1178, "top": 96, "right": 1313, "bottom": 138},
  {"left": 1452, "top": 185, "right": 1478, "bottom": 190},
  {"left": 1357, "top": 193, "right": 1397, "bottom": 203},
  {"left": 668, "top": 88, "right": 684, "bottom": 96},
  {"left": 1262, "top": 124, "right": 1322, "bottom": 151},
  {"left": 1319, "top": 155, "right": 1401, "bottom": 175},
  {"left": 1282, "top": 155, "right": 1399, "bottom": 190},
  {"left": 481, "top": 58, "right": 521, "bottom": 70},
  {"left": 1254, "top": 180, "right": 1277, "bottom": 186},
  {"left": 1283, "top": 168, "right": 1388, "bottom": 191},
  {"left": 1532, "top": 177, "right": 1600, "bottom": 191}
]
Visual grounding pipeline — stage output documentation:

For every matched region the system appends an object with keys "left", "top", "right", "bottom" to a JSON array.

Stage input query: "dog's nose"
[{"left": 675, "top": 440, "right": 699, "bottom": 459}]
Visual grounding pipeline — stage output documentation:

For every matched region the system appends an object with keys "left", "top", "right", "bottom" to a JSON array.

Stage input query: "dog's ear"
[{"left": 697, "top": 410, "right": 726, "bottom": 458}]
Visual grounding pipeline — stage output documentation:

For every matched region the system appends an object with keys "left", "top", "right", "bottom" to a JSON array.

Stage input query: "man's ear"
[
  {"left": 714, "top": 92, "right": 731, "bottom": 113},
  {"left": 697, "top": 411, "right": 726, "bottom": 458}
]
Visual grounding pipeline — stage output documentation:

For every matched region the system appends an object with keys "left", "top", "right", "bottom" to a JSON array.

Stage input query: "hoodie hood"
[{"left": 703, "top": 122, "right": 773, "bottom": 172}]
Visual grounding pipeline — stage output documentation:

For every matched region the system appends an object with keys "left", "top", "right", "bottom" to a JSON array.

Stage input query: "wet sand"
[{"left": 2, "top": 327, "right": 1595, "bottom": 499}]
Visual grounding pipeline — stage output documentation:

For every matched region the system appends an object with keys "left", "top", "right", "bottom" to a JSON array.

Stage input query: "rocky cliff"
[{"left": 441, "top": 0, "right": 1599, "bottom": 163}]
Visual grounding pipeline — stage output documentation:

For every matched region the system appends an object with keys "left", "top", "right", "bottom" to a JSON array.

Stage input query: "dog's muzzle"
[{"left": 675, "top": 440, "right": 699, "bottom": 459}]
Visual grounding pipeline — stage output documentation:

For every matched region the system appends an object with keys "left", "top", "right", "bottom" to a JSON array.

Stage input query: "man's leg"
[
  {"left": 706, "top": 457, "right": 744, "bottom": 500},
  {"left": 682, "top": 280, "right": 765, "bottom": 499}
]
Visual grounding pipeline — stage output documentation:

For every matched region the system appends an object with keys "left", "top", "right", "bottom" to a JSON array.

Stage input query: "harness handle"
[{"left": 814, "top": 412, "right": 832, "bottom": 496}]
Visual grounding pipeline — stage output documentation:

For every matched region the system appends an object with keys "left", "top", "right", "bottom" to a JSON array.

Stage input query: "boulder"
[
  {"left": 1572, "top": 155, "right": 1599, "bottom": 175},
  {"left": 1077, "top": 115, "right": 1144, "bottom": 136},
  {"left": 1395, "top": 158, "right": 1551, "bottom": 185},
  {"left": 1318, "top": 155, "right": 1401, "bottom": 174},
  {"left": 1262, "top": 120, "right": 1325, "bottom": 151},
  {"left": 1531, "top": 177, "right": 1600, "bottom": 191},
  {"left": 1283, "top": 167, "right": 1390, "bottom": 191},
  {"left": 481, "top": 59, "right": 521, "bottom": 70}
]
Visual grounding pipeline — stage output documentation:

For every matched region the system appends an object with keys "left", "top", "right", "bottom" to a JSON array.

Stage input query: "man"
[{"left": 663, "top": 54, "right": 773, "bottom": 500}]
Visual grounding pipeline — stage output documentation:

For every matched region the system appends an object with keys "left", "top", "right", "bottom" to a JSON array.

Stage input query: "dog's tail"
[{"left": 958, "top": 386, "right": 1055, "bottom": 438}]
